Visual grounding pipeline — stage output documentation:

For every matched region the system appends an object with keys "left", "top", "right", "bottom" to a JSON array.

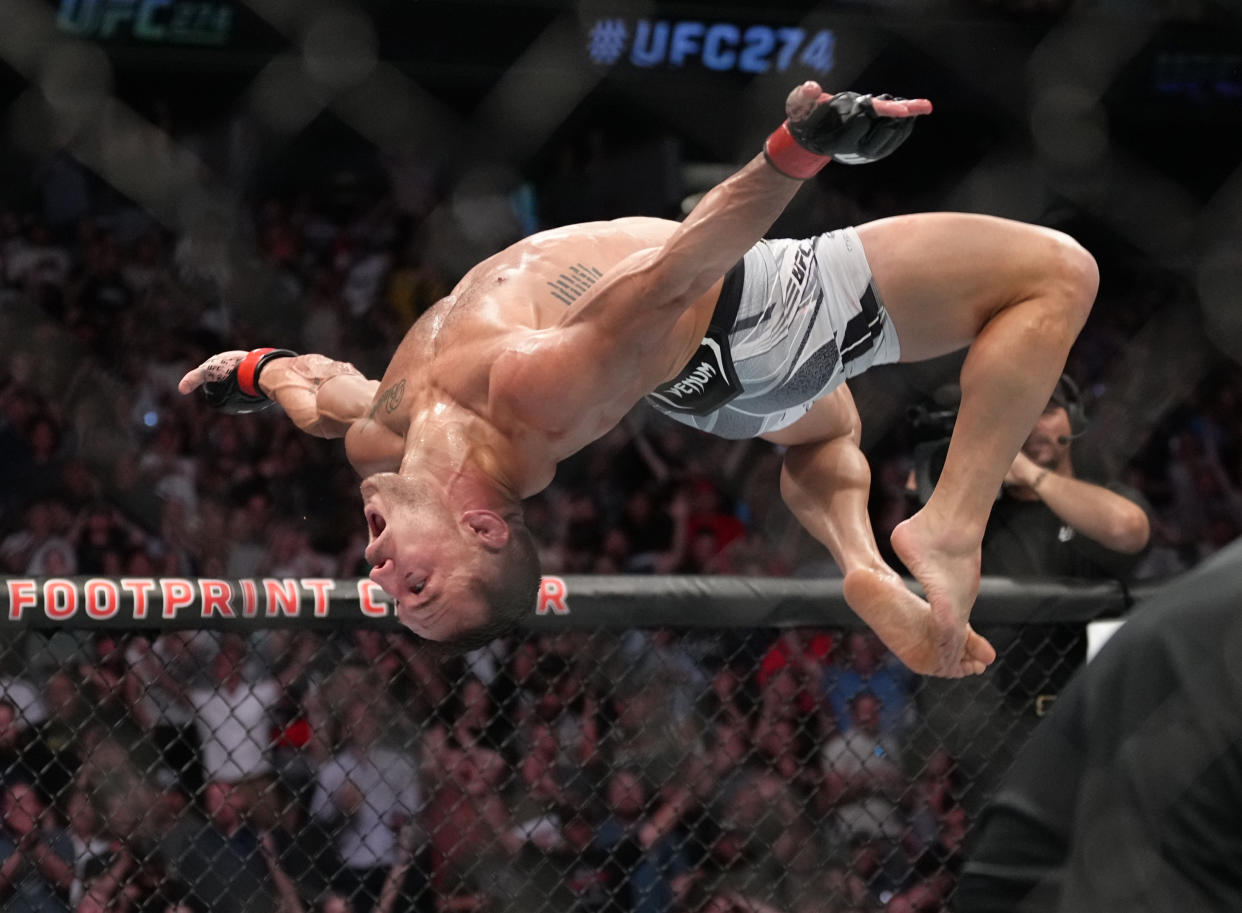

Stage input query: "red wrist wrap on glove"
[
  {"left": 764, "top": 121, "right": 831, "bottom": 180},
  {"left": 237, "top": 348, "right": 282, "bottom": 398}
]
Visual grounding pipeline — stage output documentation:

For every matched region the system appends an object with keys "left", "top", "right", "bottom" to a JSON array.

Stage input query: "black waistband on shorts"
[
  {"left": 708, "top": 256, "right": 746, "bottom": 337},
  {"left": 644, "top": 258, "right": 746, "bottom": 417}
]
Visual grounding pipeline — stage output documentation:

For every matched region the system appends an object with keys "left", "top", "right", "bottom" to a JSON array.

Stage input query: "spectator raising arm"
[
  {"left": 374, "top": 820, "right": 421, "bottom": 913},
  {"left": 260, "top": 831, "right": 306, "bottom": 913},
  {"left": 22, "top": 833, "right": 74, "bottom": 898}
]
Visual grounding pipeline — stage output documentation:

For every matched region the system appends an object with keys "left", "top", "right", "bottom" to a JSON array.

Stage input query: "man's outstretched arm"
[
  {"left": 496, "top": 83, "right": 930, "bottom": 429},
  {"left": 567, "top": 83, "right": 931, "bottom": 337},
  {"left": 663, "top": 85, "right": 930, "bottom": 300},
  {"left": 178, "top": 349, "right": 379, "bottom": 439}
]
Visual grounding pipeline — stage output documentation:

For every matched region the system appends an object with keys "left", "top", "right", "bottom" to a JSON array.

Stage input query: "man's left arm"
[
  {"left": 645, "top": 83, "right": 931, "bottom": 309},
  {"left": 1006, "top": 454, "right": 1150, "bottom": 553},
  {"left": 493, "top": 85, "right": 930, "bottom": 429}
]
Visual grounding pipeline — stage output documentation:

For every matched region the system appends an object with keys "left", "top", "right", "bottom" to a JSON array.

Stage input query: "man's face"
[
  {"left": 212, "top": 645, "right": 245, "bottom": 683},
  {"left": 607, "top": 771, "right": 646, "bottom": 819},
  {"left": 44, "top": 673, "right": 80, "bottom": 720},
  {"left": 847, "top": 632, "right": 879, "bottom": 674},
  {"left": 203, "top": 781, "right": 241, "bottom": 833},
  {"left": 3, "top": 783, "right": 43, "bottom": 835},
  {"left": 1021, "top": 405, "right": 1072, "bottom": 469},
  {"left": 344, "top": 702, "right": 380, "bottom": 749},
  {"left": 361, "top": 473, "right": 488, "bottom": 640},
  {"left": 851, "top": 694, "right": 881, "bottom": 733},
  {"left": 68, "top": 789, "right": 96, "bottom": 834}
]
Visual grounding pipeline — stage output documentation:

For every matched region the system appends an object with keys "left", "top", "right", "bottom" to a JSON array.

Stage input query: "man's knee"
[
  {"left": 1043, "top": 229, "right": 1099, "bottom": 331},
  {"left": 985, "top": 229, "right": 1096, "bottom": 345}
]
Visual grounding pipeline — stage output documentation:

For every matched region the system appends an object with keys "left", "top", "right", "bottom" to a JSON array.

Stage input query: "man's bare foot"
[
  {"left": 888, "top": 515, "right": 995, "bottom": 675},
  {"left": 842, "top": 567, "right": 992, "bottom": 678}
]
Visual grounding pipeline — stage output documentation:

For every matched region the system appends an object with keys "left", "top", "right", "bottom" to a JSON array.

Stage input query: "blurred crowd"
[
  {"left": 1, "top": 141, "right": 1240, "bottom": 913},
  {"left": 3, "top": 613, "right": 969, "bottom": 913}
]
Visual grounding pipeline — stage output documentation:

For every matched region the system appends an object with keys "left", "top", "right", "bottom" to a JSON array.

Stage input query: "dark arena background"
[{"left": 1, "top": 1, "right": 1241, "bottom": 912}]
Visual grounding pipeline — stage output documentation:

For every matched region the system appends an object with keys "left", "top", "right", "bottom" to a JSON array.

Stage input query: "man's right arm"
[
  {"left": 179, "top": 351, "right": 379, "bottom": 439},
  {"left": 257, "top": 355, "right": 380, "bottom": 438}
]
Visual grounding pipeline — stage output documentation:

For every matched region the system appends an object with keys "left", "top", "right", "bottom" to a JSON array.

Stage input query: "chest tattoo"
[{"left": 546, "top": 263, "right": 603, "bottom": 306}]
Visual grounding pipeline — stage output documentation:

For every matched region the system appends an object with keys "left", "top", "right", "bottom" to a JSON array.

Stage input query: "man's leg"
[
  {"left": 769, "top": 388, "right": 994, "bottom": 677},
  {"left": 852, "top": 212, "right": 1097, "bottom": 671}
]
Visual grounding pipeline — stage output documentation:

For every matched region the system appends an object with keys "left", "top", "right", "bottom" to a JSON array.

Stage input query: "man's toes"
[{"left": 965, "top": 628, "right": 997, "bottom": 666}]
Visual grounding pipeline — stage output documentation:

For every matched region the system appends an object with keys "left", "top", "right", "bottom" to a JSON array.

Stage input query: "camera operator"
[
  {"left": 984, "top": 375, "right": 1150, "bottom": 578},
  {"left": 983, "top": 376, "right": 1150, "bottom": 719},
  {"left": 910, "top": 376, "right": 1150, "bottom": 717}
]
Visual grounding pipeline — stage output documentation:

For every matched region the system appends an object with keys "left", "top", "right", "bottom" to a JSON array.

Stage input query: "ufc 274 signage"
[
  {"left": 55, "top": 0, "right": 234, "bottom": 46},
  {"left": 586, "top": 18, "right": 835, "bottom": 75}
]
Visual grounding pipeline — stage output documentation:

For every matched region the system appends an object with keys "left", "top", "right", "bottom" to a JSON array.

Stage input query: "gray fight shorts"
[{"left": 645, "top": 228, "right": 901, "bottom": 439}]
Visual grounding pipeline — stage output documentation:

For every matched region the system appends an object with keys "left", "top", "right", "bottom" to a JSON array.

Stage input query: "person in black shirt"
[
  {"left": 981, "top": 376, "right": 1150, "bottom": 715},
  {"left": 956, "top": 540, "right": 1242, "bottom": 913},
  {"left": 982, "top": 375, "right": 1149, "bottom": 579}
]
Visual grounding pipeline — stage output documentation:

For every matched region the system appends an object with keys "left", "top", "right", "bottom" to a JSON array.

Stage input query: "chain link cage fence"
[{"left": 0, "top": 577, "right": 1128, "bottom": 913}]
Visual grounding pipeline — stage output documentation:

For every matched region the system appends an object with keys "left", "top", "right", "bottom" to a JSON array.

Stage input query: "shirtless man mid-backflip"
[{"left": 180, "top": 82, "right": 1098, "bottom": 678}]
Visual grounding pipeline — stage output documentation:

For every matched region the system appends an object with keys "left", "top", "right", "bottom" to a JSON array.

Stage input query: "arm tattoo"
[
  {"left": 547, "top": 263, "right": 603, "bottom": 306},
  {"left": 368, "top": 379, "right": 407, "bottom": 419}
]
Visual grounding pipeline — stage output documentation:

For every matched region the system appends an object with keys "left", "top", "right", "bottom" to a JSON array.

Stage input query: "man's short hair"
[{"left": 437, "top": 519, "right": 540, "bottom": 655}]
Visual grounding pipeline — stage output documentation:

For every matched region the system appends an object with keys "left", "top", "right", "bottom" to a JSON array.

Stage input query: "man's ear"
[{"left": 462, "top": 510, "right": 511, "bottom": 550}]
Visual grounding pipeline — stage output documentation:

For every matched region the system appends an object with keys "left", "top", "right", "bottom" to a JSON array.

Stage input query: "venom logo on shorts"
[
  {"left": 646, "top": 326, "right": 742, "bottom": 415},
  {"left": 645, "top": 259, "right": 746, "bottom": 416}
]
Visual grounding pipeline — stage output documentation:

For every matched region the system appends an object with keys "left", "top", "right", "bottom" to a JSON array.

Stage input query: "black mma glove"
[
  {"left": 202, "top": 348, "right": 297, "bottom": 414},
  {"left": 765, "top": 91, "right": 921, "bottom": 178}
]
